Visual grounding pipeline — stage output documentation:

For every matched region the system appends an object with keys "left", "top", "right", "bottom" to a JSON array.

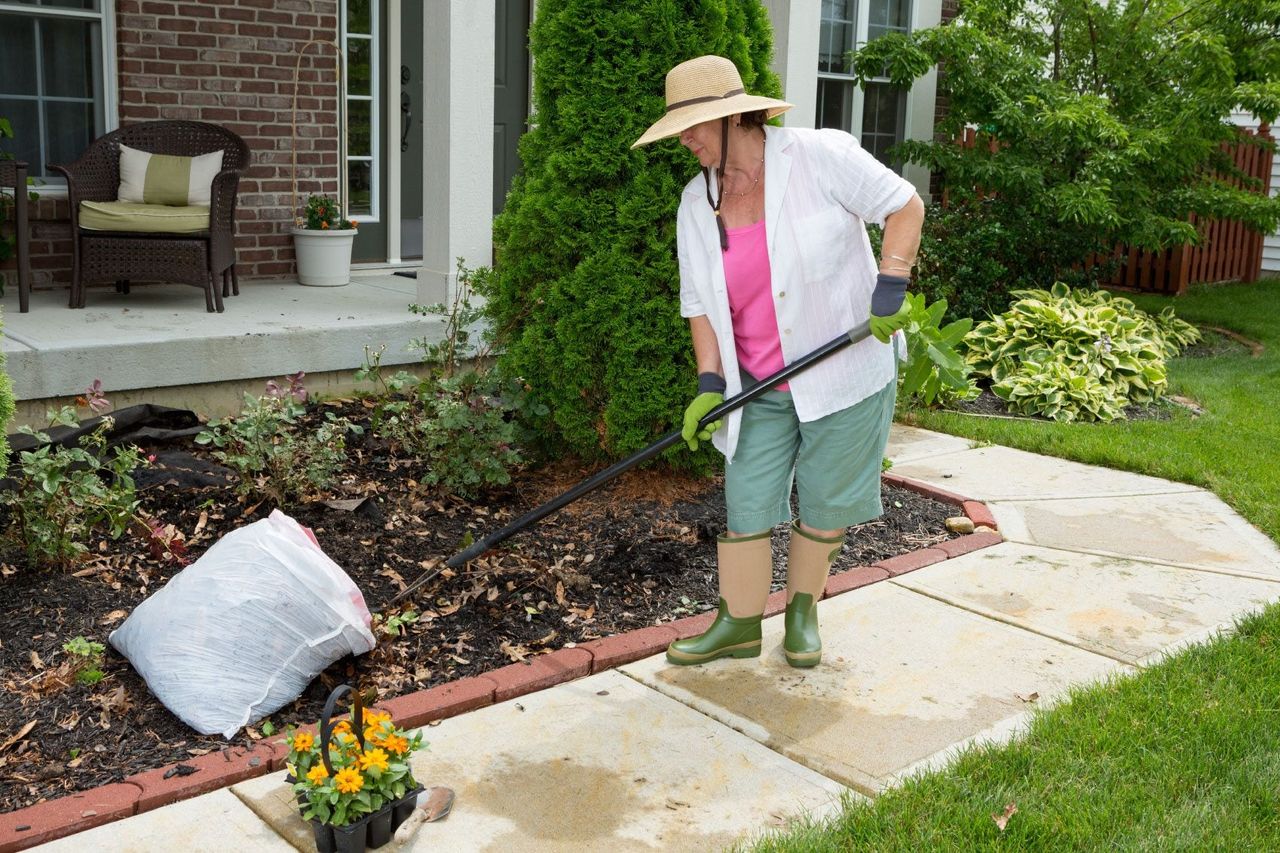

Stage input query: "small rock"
[
  {"left": 945, "top": 516, "right": 975, "bottom": 534},
  {"left": 975, "top": 525, "right": 995, "bottom": 534}
]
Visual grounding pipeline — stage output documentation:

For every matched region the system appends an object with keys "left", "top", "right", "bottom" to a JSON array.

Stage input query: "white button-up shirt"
[{"left": 677, "top": 125, "right": 917, "bottom": 462}]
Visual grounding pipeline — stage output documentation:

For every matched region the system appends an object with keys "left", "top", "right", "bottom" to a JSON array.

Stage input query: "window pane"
[
  {"left": 816, "top": 78, "right": 854, "bottom": 132},
  {"left": 0, "top": 15, "right": 39, "bottom": 95},
  {"left": 347, "top": 99, "right": 371, "bottom": 156},
  {"left": 42, "top": 18, "right": 97, "bottom": 99},
  {"left": 861, "top": 82, "right": 906, "bottom": 169},
  {"left": 868, "top": 0, "right": 911, "bottom": 41},
  {"left": 44, "top": 99, "right": 94, "bottom": 168},
  {"left": 346, "top": 0, "right": 371, "bottom": 35},
  {"left": 347, "top": 160, "right": 372, "bottom": 216},
  {"left": 34, "top": 1, "right": 100, "bottom": 9},
  {"left": 347, "top": 37, "right": 371, "bottom": 96},
  {"left": 0, "top": 98, "right": 40, "bottom": 167}
]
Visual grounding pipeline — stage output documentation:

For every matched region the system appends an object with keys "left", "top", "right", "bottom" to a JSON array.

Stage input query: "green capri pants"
[{"left": 724, "top": 373, "right": 896, "bottom": 533}]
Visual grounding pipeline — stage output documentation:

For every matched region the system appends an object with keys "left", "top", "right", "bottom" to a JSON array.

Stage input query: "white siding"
[{"left": 1231, "top": 111, "right": 1280, "bottom": 272}]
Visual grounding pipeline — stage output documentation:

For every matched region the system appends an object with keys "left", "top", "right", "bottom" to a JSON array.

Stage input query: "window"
[
  {"left": 343, "top": 0, "right": 378, "bottom": 219},
  {"left": 0, "top": 1, "right": 112, "bottom": 181},
  {"left": 816, "top": 0, "right": 911, "bottom": 170}
]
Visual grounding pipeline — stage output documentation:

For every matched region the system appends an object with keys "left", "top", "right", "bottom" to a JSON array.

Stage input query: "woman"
[{"left": 632, "top": 55, "right": 924, "bottom": 668}]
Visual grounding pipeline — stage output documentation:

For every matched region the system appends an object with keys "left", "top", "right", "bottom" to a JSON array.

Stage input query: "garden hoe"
[{"left": 392, "top": 320, "right": 875, "bottom": 603}]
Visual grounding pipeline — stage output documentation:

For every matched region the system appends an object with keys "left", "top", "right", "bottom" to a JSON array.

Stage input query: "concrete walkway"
[{"left": 34, "top": 426, "right": 1280, "bottom": 852}]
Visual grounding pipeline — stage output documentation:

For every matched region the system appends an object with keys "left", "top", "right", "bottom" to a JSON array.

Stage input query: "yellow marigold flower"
[
  {"left": 364, "top": 709, "right": 391, "bottom": 725},
  {"left": 358, "top": 748, "right": 389, "bottom": 773},
  {"left": 291, "top": 731, "right": 314, "bottom": 752},
  {"left": 364, "top": 725, "right": 385, "bottom": 745},
  {"left": 334, "top": 767, "right": 363, "bottom": 794},
  {"left": 332, "top": 719, "right": 352, "bottom": 734},
  {"left": 382, "top": 734, "right": 410, "bottom": 755},
  {"left": 306, "top": 764, "right": 329, "bottom": 784}
]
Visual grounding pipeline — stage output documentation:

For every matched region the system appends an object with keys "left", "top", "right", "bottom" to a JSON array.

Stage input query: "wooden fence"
[{"left": 950, "top": 124, "right": 1275, "bottom": 295}]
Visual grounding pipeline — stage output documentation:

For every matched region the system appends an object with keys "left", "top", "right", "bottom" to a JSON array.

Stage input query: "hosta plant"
[{"left": 965, "top": 283, "right": 1199, "bottom": 422}]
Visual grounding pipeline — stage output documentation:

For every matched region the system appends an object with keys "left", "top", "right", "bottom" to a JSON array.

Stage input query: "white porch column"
[
  {"left": 761, "top": 0, "right": 820, "bottom": 129},
  {"left": 421, "top": 1, "right": 496, "bottom": 303},
  {"left": 904, "top": 0, "right": 941, "bottom": 201}
]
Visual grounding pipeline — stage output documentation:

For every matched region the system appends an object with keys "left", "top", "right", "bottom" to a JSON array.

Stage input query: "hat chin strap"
[{"left": 703, "top": 117, "right": 731, "bottom": 251}]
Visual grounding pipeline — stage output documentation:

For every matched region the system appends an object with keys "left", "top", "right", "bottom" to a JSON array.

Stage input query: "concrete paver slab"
[
  {"left": 34, "top": 788, "right": 296, "bottom": 852},
  {"left": 232, "top": 670, "right": 848, "bottom": 853},
  {"left": 622, "top": 583, "right": 1125, "bottom": 796},
  {"left": 894, "top": 542, "right": 1280, "bottom": 663},
  {"left": 884, "top": 425, "right": 975, "bottom": 465},
  {"left": 890, "top": 445, "right": 1202, "bottom": 502},
  {"left": 992, "top": 493, "right": 1280, "bottom": 581}
]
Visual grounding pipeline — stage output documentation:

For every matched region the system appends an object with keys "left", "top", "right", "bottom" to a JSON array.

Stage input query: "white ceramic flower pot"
[{"left": 291, "top": 227, "right": 355, "bottom": 287}]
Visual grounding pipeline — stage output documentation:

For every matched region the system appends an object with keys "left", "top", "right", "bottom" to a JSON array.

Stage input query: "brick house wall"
[{"left": 2, "top": 0, "right": 345, "bottom": 295}]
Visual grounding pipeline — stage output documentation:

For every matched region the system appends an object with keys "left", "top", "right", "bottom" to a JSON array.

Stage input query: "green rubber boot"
[
  {"left": 667, "top": 531, "right": 772, "bottom": 666},
  {"left": 783, "top": 522, "right": 843, "bottom": 668}
]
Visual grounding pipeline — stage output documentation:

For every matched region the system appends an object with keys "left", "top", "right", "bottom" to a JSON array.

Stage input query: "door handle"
[{"left": 401, "top": 91, "right": 412, "bottom": 152}]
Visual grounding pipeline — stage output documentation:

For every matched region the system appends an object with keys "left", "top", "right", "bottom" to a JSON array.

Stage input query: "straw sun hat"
[{"left": 631, "top": 55, "right": 792, "bottom": 149}]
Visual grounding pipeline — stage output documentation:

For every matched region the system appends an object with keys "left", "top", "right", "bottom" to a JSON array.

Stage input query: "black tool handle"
[{"left": 392, "top": 321, "right": 873, "bottom": 602}]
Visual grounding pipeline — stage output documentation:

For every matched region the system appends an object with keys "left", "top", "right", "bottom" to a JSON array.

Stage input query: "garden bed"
[{"left": 0, "top": 401, "right": 959, "bottom": 814}]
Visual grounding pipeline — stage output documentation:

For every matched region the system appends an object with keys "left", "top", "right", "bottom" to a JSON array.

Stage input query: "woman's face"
[{"left": 679, "top": 118, "right": 724, "bottom": 168}]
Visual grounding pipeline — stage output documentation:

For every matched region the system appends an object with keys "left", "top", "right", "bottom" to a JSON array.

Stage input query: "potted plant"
[
  {"left": 284, "top": 685, "right": 425, "bottom": 853},
  {"left": 291, "top": 194, "right": 358, "bottom": 287}
]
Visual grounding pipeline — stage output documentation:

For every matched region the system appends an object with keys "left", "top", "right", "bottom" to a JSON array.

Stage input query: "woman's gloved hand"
[
  {"left": 682, "top": 373, "right": 726, "bottom": 451},
  {"left": 869, "top": 272, "right": 911, "bottom": 344}
]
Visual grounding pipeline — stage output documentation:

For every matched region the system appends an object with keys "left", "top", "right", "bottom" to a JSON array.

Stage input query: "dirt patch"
[{"left": 0, "top": 401, "right": 958, "bottom": 813}]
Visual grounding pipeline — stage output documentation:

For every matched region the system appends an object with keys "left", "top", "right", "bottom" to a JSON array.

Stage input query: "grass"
[
  {"left": 745, "top": 277, "right": 1280, "bottom": 851},
  {"left": 904, "top": 277, "right": 1280, "bottom": 541}
]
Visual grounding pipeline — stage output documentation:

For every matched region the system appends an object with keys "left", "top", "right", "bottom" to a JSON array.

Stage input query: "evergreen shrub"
[{"left": 476, "top": 0, "right": 782, "bottom": 466}]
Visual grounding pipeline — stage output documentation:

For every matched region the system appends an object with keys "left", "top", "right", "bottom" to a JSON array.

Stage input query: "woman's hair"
[{"left": 739, "top": 110, "right": 768, "bottom": 130}]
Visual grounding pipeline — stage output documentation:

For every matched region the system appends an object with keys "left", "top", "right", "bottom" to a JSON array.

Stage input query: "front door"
[
  {"left": 399, "top": 0, "right": 424, "bottom": 259},
  {"left": 346, "top": 0, "right": 386, "bottom": 262},
  {"left": 493, "top": 0, "right": 530, "bottom": 215}
]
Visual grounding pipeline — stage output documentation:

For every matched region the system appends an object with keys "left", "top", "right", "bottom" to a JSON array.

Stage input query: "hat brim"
[{"left": 631, "top": 94, "right": 793, "bottom": 149}]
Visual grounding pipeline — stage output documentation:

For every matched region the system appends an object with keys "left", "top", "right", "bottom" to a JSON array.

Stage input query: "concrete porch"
[{"left": 1, "top": 270, "right": 446, "bottom": 429}]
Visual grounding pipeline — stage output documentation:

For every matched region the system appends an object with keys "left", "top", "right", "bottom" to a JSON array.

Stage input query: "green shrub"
[
  {"left": 1, "top": 408, "right": 143, "bottom": 568},
  {"left": 357, "top": 262, "right": 532, "bottom": 499},
  {"left": 195, "top": 386, "right": 361, "bottom": 505},
  {"left": 896, "top": 292, "right": 979, "bottom": 407},
  {"left": 477, "top": 0, "right": 782, "bottom": 467},
  {"left": 0, "top": 312, "right": 13, "bottom": 462},
  {"left": 964, "top": 283, "right": 1200, "bottom": 422}
]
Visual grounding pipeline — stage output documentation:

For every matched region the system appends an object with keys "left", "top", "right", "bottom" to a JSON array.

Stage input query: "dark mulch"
[{"left": 0, "top": 402, "right": 959, "bottom": 814}]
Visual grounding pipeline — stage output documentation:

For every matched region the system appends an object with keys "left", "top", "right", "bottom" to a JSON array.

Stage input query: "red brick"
[
  {"left": 882, "top": 472, "right": 970, "bottom": 507},
  {"left": 937, "top": 531, "right": 1003, "bottom": 558},
  {"left": 579, "top": 625, "right": 680, "bottom": 673},
  {"left": 0, "top": 783, "right": 140, "bottom": 852},
  {"left": 378, "top": 675, "right": 496, "bottom": 731},
  {"left": 963, "top": 500, "right": 998, "bottom": 530},
  {"left": 764, "top": 588, "right": 789, "bottom": 617},
  {"left": 126, "top": 741, "right": 276, "bottom": 813},
  {"left": 825, "top": 564, "right": 890, "bottom": 596},
  {"left": 874, "top": 547, "right": 948, "bottom": 577},
  {"left": 486, "top": 648, "right": 594, "bottom": 703}
]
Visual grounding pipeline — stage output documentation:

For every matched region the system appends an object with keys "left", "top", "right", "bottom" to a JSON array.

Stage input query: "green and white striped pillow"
[{"left": 118, "top": 144, "right": 224, "bottom": 207}]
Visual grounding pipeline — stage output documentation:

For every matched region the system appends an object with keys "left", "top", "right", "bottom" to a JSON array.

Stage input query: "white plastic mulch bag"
[{"left": 110, "top": 510, "right": 376, "bottom": 738}]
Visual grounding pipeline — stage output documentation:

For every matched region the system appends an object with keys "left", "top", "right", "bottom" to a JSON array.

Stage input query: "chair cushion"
[
  {"left": 118, "top": 144, "right": 224, "bottom": 206},
  {"left": 79, "top": 200, "right": 211, "bottom": 233}
]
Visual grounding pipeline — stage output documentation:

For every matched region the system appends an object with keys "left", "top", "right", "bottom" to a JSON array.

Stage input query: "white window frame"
[
  {"left": 341, "top": 0, "right": 380, "bottom": 225},
  {"left": 816, "top": 0, "right": 912, "bottom": 168},
  {"left": 0, "top": 0, "right": 118, "bottom": 194}
]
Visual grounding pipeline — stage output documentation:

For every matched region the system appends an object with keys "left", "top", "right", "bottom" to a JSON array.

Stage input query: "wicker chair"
[
  {"left": 49, "top": 121, "right": 251, "bottom": 312},
  {"left": 0, "top": 160, "right": 31, "bottom": 313}
]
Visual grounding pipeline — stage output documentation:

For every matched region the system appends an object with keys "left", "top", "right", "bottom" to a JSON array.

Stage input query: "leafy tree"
[
  {"left": 477, "top": 0, "right": 781, "bottom": 465},
  {"left": 855, "top": 0, "right": 1280, "bottom": 285}
]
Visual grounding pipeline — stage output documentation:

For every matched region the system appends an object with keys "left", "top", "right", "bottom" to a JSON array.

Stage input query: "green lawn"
[{"left": 747, "top": 277, "right": 1280, "bottom": 851}]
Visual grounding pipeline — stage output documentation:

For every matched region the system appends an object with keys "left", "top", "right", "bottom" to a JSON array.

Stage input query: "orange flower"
[
  {"left": 358, "top": 748, "right": 389, "bottom": 773},
  {"left": 306, "top": 763, "right": 329, "bottom": 784},
  {"left": 332, "top": 720, "right": 352, "bottom": 735},
  {"left": 291, "top": 731, "right": 315, "bottom": 752},
  {"left": 364, "top": 725, "right": 385, "bottom": 745},
  {"left": 382, "top": 734, "right": 410, "bottom": 755},
  {"left": 320, "top": 221, "right": 330, "bottom": 229},
  {"left": 334, "top": 767, "right": 363, "bottom": 794}
]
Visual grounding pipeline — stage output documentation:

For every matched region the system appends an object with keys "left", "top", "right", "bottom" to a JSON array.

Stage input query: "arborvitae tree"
[{"left": 480, "top": 0, "right": 781, "bottom": 465}]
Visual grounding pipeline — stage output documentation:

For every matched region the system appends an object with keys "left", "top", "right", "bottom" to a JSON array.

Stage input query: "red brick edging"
[{"left": 0, "top": 476, "right": 1000, "bottom": 852}]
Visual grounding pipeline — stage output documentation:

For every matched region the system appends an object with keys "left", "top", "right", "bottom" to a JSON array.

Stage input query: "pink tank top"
[{"left": 723, "top": 219, "right": 788, "bottom": 390}]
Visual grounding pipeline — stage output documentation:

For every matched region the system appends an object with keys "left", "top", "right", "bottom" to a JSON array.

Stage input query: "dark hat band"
[{"left": 666, "top": 88, "right": 745, "bottom": 112}]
